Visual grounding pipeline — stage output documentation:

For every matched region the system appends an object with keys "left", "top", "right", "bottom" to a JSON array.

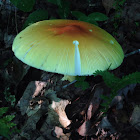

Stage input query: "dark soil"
[{"left": 0, "top": 0, "right": 140, "bottom": 140}]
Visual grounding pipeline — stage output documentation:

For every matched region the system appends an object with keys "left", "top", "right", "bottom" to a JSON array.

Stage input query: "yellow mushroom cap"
[{"left": 12, "top": 19, "right": 124, "bottom": 76}]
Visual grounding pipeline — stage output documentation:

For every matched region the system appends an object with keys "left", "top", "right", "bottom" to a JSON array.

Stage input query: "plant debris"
[{"left": 0, "top": 0, "right": 140, "bottom": 140}]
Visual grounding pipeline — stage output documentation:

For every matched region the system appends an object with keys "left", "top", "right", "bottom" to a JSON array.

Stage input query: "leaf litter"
[{"left": 0, "top": 0, "right": 140, "bottom": 140}]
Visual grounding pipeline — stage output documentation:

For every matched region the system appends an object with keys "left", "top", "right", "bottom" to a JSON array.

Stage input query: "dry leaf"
[
  {"left": 32, "top": 81, "right": 47, "bottom": 97},
  {"left": 54, "top": 126, "right": 70, "bottom": 140},
  {"left": 51, "top": 100, "right": 71, "bottom": 128},
  {"left": 77, "top": 121, "right": 87, "bottom": 136}
]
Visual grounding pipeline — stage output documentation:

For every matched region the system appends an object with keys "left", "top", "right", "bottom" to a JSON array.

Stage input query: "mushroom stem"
[{"left": 61, "top": 75, "right": 76, "bottom": 82}]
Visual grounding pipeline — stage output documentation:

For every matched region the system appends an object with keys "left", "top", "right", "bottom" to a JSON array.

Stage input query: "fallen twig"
[{"left": 125, "top": 49, "right": 140, "bottom": 57}]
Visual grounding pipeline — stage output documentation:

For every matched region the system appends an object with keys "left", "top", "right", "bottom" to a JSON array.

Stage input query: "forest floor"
[{"left": 0, "top": 0, "right": 140, "bottom": 140}]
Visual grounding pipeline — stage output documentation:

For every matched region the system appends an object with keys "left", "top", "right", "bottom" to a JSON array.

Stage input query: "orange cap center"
[{"left": 48, "top": 24, "right": 90, "bottom": 35}]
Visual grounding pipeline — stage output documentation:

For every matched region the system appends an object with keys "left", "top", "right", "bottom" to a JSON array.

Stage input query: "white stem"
[{"left": 73, "top": 40, "right": 81, "bottom": 75}]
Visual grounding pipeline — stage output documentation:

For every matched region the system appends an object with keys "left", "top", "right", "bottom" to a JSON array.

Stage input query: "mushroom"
[{"left": 12, "top": 20, "right": 124, "bottom": 81}]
